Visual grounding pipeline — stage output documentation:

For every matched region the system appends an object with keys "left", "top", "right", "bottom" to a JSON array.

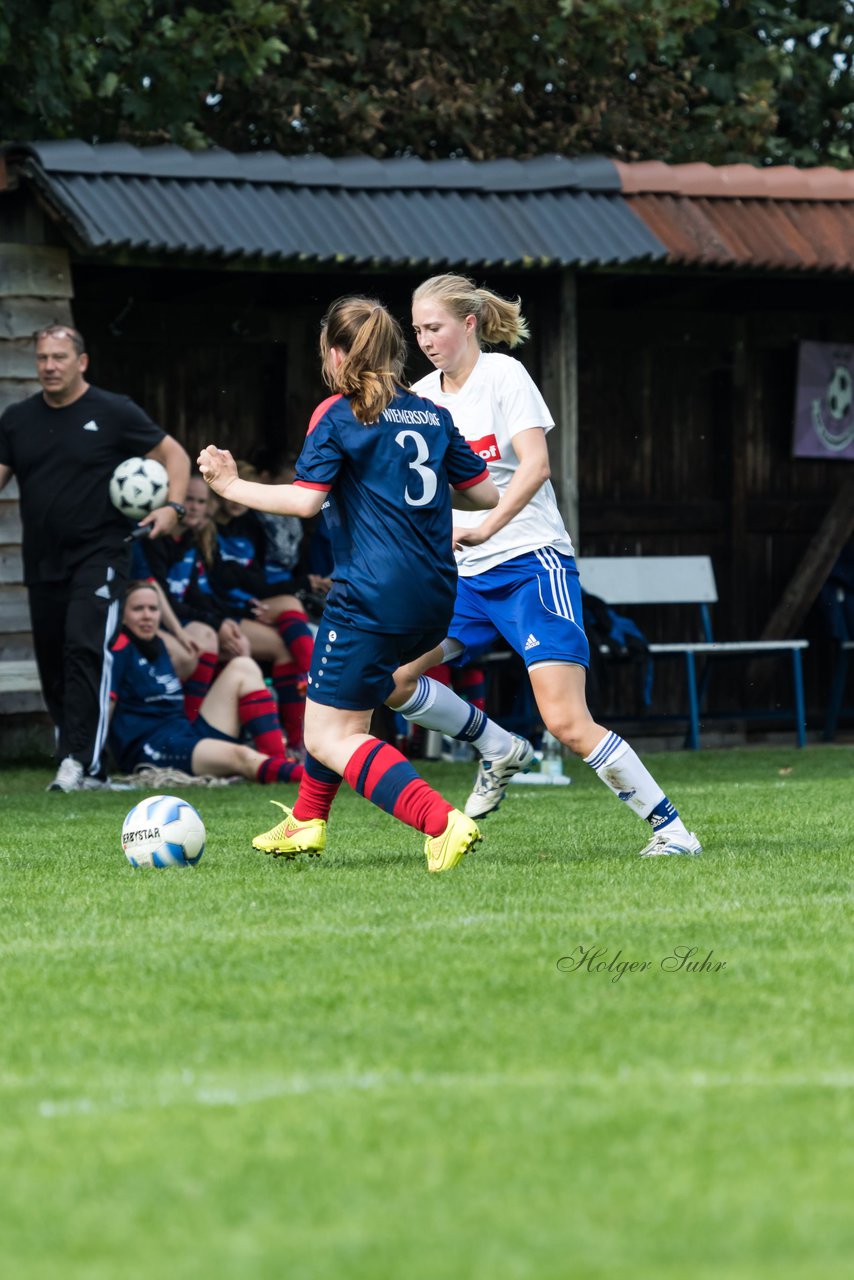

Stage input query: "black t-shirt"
[{"left": 0, "top": 385, "right": 165, "bottom": 583}]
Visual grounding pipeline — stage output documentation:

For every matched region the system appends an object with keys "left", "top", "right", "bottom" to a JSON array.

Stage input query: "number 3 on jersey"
[{"left": 395, "top": 429, "right": 438, "bottom": 507}]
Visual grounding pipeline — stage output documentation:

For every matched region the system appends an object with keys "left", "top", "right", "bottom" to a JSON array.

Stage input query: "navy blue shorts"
[
  {"left": 309, "top": 614, "right": 446, "bottom": 710},
  {"left": 133, "top": 714, "right": 235, "bottom": 773},
  {"left": 449, "top": 549, "right": 589, "bottom": 669}
]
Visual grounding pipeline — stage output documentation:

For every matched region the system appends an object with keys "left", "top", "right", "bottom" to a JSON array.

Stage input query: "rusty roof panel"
[
  {"left": 615, "top": 160, "right": 854, "bottom": 201},
  {"left": 625, "top": 193, "right": 854, "bottom": 273}
]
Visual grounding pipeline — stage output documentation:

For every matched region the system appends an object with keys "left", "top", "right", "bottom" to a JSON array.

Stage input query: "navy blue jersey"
[
  {"left": 294, "top": 389, "right": 488, "bottom": 632},
  {"left": 109, "top": 631, "right": 186, "bottom": 769},
  {"left": 133, "top": 530, "right": 223, "bottom": 628},
  {"left": 210, "top": 511, "right": 269, "bottom": 617}
]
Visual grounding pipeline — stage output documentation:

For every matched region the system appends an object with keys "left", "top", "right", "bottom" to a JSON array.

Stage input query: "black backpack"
[{"left": 581, "top": 588, "right": 652, "bottom": 712}]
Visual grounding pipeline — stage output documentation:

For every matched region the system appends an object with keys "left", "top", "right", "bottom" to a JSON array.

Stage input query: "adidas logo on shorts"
[{"left": 524, "top": 633, "right": 540, "bottom": 650}]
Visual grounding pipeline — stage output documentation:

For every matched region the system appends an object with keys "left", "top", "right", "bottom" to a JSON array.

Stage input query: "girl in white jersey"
[{"left": 389, "top": 274, "right": 702, "bottom": 858}]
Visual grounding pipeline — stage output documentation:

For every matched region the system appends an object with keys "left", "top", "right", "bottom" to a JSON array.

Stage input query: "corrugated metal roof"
[
  {"left": 614, "top": 159, "right": 854, "bottom": 201},
  {"left": 615, "top": 159, "right": 854, "bottom": 273},
  {"left": 623, "top": 192, "right": 854, "bottom": 274},
  {"left": 3, "top": 141, "right": 665, "bottom": 270}
]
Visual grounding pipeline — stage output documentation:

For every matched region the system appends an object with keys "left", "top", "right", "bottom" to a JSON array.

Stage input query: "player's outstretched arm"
[
  {"left": 197, "top": 445, "right": 326, "bottom": 518},
  {"left": 451, "top": 474, "right": 499, "bottom": 511}
]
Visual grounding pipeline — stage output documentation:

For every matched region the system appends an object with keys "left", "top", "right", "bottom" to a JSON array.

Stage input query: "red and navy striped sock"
[
  {"left": 271, "top": 661, "right": 307, "bottom": 750},
  {"left": 274, "top": 609, "right": 314, "bottom": 673},
  {"left": 239, "top": 688, "right": 286, "bottom": 757},
  {"left": 183, "top": 651, "right": 218, "bottom": 722},
  {"left": 256, "top": 757, "right": 305, "bottom": 784},
  {"left": 343, "top": 738, "right": 452, "bottom": 837},
  {"left": 293, "top": 753, "right": 342, "bottom": 822}
]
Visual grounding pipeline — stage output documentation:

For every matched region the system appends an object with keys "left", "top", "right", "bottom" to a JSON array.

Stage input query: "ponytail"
[
  {"left": 412, "top": 273, "right": 530, "bottom": 348},
  {"left": 320, "top": 296, "right": 407, "bottom": 424}
]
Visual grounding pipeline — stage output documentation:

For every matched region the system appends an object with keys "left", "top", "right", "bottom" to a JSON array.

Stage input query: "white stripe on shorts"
[{"left": 534, "top": 547, "right": 576, "bottom": 622}]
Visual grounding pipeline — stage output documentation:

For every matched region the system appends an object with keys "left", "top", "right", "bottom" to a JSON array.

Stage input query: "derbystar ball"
[{"left": 121, "top": 794, "right": 206, "bottom": 868}]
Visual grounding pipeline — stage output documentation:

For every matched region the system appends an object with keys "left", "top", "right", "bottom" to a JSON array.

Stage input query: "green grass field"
[{"left": 1, "top": 745, "right": 852, "bottom": 1280}]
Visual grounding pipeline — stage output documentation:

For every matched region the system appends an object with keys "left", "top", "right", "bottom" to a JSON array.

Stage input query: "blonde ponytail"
[{"left": 412, "top": 273, "right": 530, "bottom": 348}]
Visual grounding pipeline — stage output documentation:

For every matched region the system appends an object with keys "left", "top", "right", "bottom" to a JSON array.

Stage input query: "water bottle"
[{"left": 539, "top": 731, "right": 564, "bottom": 778}]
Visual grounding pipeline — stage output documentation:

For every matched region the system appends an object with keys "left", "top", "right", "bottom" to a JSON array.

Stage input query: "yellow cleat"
[
  {"left": 424, "top": 808, "right": 482, "bottom": 874},
  {"left": 252, "top": 800, "right": 326, "bottom": 859}
]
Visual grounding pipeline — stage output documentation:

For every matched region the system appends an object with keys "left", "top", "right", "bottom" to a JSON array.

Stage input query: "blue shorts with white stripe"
[{"left": 449, "top": 549, "right": 590, "bottom": 670}]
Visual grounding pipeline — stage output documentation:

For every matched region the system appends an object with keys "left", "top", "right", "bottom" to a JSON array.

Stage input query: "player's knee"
[
  {"left": 543, "top": 710, "right": 594, "bottom": 757},
  {"left": 387, "top": 667, "right": 417, "bottom": 708},
  {"left": 229, "top": 654, "right": 263, "bottom": 683},
  {"left": 186, "top": 622, "right": 217, "bottom": 653},
  {"left": 303, "top": 724, "right": 322, "bottom": 758}
]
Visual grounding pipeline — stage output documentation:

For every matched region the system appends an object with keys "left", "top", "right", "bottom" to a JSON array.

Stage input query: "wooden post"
[
  {"left": 539, "top": 269, "right": 579, "bottom": 545},
  {"left": 760, "top": 469, "right": 854, "bottom": 639}
]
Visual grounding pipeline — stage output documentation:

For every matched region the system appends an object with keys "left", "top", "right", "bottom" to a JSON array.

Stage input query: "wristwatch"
[{"left": 167, "top": 501, "right": 187, "bottom": 519}]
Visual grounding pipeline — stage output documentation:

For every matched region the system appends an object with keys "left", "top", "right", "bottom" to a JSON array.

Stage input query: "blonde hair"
[
  {"left": 193, "top": 512, "right": 219, "bottom": 568},
  {"left": 412, "top": 274, "right": 530, "bottom": 348},
  {"left": 319, "top": 296, "right": 406, "bottom": 424}
]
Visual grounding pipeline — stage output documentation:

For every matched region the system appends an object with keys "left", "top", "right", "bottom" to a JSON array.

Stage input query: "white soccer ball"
[
  {"left": 121, "top": 794, "right": 206, "bottom": 869},
  {"left": 109, "top": 456, "right": 169, "bottom": 520}
]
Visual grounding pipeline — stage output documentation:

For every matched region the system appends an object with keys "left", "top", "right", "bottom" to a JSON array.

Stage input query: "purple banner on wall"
[{"left": 793, "top": 341, "right": 854, "bottom": 461}]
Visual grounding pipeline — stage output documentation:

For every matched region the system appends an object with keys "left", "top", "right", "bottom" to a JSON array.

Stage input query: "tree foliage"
[{"left": 1, "top": 0, "right": 852, "bottom": 166}]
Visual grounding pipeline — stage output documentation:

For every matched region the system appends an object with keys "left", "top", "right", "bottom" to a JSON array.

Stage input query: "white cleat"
[
  {"left": 46, "top": 756, "right": 84, "bottom": 793},
  {"left": 47, "top": 757, "right": 110, "bottom": 792},
  {"left": 638, "top": 830, "right": 703, "bottom": 857},
  {"left": 464, "top": 735, "right": 536, "bottom": 819}
]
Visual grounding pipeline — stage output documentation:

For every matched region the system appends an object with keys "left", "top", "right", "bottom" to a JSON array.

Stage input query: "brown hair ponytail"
[{"left": 320, "top": 296, "right": 407, "bottom": 424}]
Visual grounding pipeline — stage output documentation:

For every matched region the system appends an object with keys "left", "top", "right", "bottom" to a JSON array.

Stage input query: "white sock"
[
  {"left": 396, "top": 676, "right": 514, "bottom": 759},
  {"left": 584, "top": 731, "right": 690, "bottom": 835}
]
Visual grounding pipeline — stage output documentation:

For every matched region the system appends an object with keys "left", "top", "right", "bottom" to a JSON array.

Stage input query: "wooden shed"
[{"left": 1, "top": 143, "right": 852, "bottom": 753}]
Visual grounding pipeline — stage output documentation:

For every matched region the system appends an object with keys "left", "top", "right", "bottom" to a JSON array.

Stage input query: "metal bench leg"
[
  {"left": 823, "top": 647, "right": 849, "bottom": 743},
  {"left": 791, "top": 649, "right": 807, "bottom": 749},
  {"left": 684, "top": 650, "right": 700, "bottom": 750}
]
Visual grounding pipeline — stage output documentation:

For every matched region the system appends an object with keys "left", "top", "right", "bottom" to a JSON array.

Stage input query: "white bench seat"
[
  {"left": 649, "top": 639, "right": 808, "bottom": 655},
  {"left": 577, "top": 555, "right": 809, "bottom": 749}
]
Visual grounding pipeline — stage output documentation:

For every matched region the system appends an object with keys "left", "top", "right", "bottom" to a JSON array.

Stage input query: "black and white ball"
[
  {"left": 109, "top": 456, "right": 169, "bottom": 521},
  {"left": 121, "top": 794, "right": 206, "bottom": 868}
]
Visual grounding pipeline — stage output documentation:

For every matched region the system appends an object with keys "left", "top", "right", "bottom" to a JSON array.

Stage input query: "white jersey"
[{"left": 413, "top": 352, "right": 574, "bottom": 575}]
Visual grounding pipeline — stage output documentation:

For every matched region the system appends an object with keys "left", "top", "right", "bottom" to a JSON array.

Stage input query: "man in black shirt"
[{"left": 0, "top": 323, "right": 191, "bottom": 791}]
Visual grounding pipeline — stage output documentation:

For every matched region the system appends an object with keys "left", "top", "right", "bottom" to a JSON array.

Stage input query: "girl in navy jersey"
[
  {"left": 388, "top": 274, "right": 702, "bottom": 859},
  {"left": 109, "top": 582, "right": 302, "bottom": 786},
  {"left": 198, "top": 296, "right": 499, "bottom": 873}
]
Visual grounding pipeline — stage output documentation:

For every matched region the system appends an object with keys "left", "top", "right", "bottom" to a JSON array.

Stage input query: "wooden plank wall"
[
  {"left": 575, "top": 273, "right": 854, "bottom": 724},
  {"left": 0, "top": 243, "right": 75, "bottom": 724}
]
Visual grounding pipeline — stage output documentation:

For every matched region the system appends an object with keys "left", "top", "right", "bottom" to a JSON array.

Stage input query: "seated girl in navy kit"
[
  {"left": 198, "top": 295, "right": 498, "bottom": 873},
  {"left": 109, "top": 582, "right": 303, "bottom": 786}
]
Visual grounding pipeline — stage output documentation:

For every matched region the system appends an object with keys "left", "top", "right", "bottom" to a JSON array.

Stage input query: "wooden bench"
[
  {"left": 576, "top": 555, "right": 809, "bottom": 749},
  {"left": 823, "top": 582, "right": 854, "bottom": 742}
]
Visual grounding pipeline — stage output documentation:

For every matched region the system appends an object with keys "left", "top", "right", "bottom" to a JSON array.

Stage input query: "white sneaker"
[
  {"left": 464, "top": 735, "right": 536, "bottom": 819},
  {"left": 638, "top": 830, "right": 703, "bottom": 857},
  {"left": 47, "top": 757, "right": 84, "bottom": 793}
]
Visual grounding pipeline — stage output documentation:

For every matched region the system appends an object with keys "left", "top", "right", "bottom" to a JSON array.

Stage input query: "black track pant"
[{"left": 28, "top": 557, "right": 126, "bottom": 776}]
